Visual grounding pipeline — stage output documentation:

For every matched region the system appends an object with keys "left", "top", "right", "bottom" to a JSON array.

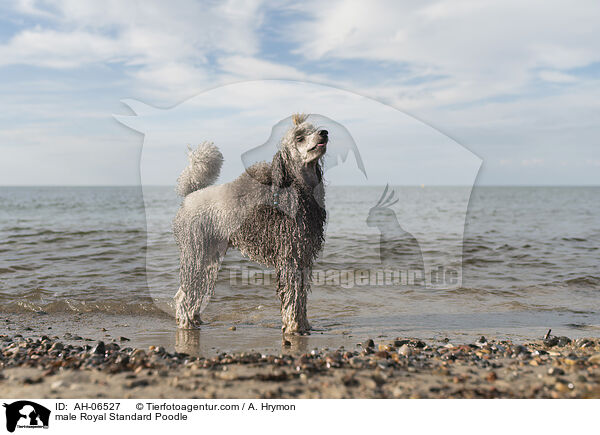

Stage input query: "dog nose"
[{"left": 319, "top": 130, "right": 328, "bottom": 137}]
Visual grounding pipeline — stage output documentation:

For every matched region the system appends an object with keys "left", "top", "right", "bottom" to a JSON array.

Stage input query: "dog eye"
[{"left": 295, "top": 133, "right": 304, "bottom": 141}]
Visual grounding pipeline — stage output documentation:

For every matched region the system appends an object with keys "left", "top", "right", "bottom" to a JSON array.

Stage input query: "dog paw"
[
  {"left": 281, "top": 321, "right": 311, "bottom": 335},
  {"left": 176, "top": 315, "right": 203, "bottom": 329}
]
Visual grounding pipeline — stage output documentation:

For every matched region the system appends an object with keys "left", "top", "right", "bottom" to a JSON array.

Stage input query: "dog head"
[
  {"left": 272, "top": 113, "right": 327, "bottom": 190},
  {"left": 282, "top": 113, "right": 328, "bottom": 164}
]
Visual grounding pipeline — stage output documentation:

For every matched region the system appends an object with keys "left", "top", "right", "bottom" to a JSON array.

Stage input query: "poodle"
[{"left": 173, "top": 114, "right": 328, "bottom": 334}]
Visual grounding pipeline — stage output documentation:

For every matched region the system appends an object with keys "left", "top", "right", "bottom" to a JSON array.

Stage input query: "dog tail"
[{"left": 176, "top": 142, "right": 224, "bottom": 197}]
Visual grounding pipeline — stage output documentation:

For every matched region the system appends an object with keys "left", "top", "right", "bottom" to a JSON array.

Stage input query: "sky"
[{"left": 0, "top": 0, "right": 599, "bottom": 185}]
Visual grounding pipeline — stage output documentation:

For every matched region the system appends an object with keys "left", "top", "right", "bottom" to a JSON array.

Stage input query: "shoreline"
[
  {"left": 1, "top": 333, "right": 598, "bottom": 399},
  {"left": 3, "top": 311, "right": 597, "bottom": 356}
]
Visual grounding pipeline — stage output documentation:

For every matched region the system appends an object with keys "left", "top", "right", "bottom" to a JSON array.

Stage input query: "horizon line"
[{"left": 1, "top": 184, "right": 599, "bottom": 188}]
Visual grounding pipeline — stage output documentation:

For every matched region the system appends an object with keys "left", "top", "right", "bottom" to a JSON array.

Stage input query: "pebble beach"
[{"left": 1, "top": 331, "right": 599, "bottom": 399}]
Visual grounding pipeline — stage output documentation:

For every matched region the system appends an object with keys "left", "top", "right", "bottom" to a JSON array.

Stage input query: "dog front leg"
[
  {"left": 175, "top": 235, "right": 205, "bottom": 329},
  {"left": 277, "top": 267, "right": 311, "bottom": 334},
  {"left": 175, "top": 286, "right": 203, "bottom": 329}
]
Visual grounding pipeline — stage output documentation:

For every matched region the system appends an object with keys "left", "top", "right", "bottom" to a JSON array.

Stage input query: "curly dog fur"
[{"left": 173, "top": 114, "right": 328, "bottom": 333}]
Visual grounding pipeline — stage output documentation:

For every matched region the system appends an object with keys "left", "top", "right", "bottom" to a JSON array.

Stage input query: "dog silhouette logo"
[
  {"left": 3, "top": 401, "right": 50, "bottom": 432},
  {"left": 115, "top": 79, "right": 481, "bottom": 315}
]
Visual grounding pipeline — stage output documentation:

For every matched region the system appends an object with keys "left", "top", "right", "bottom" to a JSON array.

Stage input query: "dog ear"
[
  {"left": 272, "top": 151, "right": 292, "bottom": 188},
  {"left": 315, "top": 158, "right": 323, "bottom": 183}
]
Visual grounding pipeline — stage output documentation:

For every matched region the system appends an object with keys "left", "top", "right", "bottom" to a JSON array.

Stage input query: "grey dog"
[{"left": 173, "top": 114, "right": 328, "bottom": 333}]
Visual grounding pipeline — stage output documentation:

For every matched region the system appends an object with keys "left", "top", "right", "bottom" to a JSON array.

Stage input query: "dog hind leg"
[{"left": 175, "top": 219, "right": 226, "bottom": 329}]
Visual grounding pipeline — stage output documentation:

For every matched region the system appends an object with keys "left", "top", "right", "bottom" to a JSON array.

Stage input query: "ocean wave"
[
  {"left": 2, "top": 228, "right": 145, "bottom": 238},
  {"left": 0, "top": 298, "right": 174, "bottom": 316},
  {"left": 462, "top": 257, "right": 504, "bottom": 265},
  {"left": 560, "top": 237, "right": 588, "bottom": 242},
  {"left": 564, "top": 275, "right": 600, "bottom": 286}
]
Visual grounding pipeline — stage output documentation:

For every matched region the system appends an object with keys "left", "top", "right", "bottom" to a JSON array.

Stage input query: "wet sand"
[
  {"left": 3, "top": 311, "right": 597, "bottom": 357},
  {"left": 1, "top": 326, "right": 599, "bottom": 398}
]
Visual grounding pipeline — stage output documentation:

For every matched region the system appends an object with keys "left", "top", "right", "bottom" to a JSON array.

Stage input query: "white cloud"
[
  {"left": 0, "top": 29, "right": 122, "bottom": 68},
  {"left": 287, "top": 0, "right": 600, "bottom": 106},
  {"left": 538, "top": 70, "right": 577, "bottom": 83},
  {"left": 1, "top": 0, "right": 599, "bottom": 185},
  {"left": 5, "top": 0, "right": 599, "bottom": 108},
  {"left": 217, "top": 56, "right": 308, "bottom": 80},
  {"left": 1, "top": 0, "right": 266, "bottom": 98},
  {"left": 130, "top": 63, "right": 209, "bottom": 102}
]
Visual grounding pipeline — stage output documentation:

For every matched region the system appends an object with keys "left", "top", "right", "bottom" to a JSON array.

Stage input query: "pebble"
[
  {"left": 373, "top": 351, "right": 389, "bottom": 359},
  {"left": 126, "top": 379, "right": 149, "bottom": 389},
  {"left": 50, "top": 380, "right": 65, "bottom": 390},
  {"left": 49, "top": 342, "right": 64, "bottom": 352},
  {"left": 377, "top": 360, "right": 391, "bottom": 369},
  {"left": 575, "top": 338, "right": 594, "bottom": 348},
  {"left": 349, "top": 357, "right": 365, "bottom": 368},
  {"left": 588, "top": 353, "right": 600, "bottom": 364},
  {"left": 93, "top": 341, "right": 105, "bottom": 355},
  {"left": 547, "top": 367, "right": 565, "bottom": 376},
  {"left": 130, "top": 349, "right": 147, "bottom": 365},
  {"left": 513, "top": 345, "right": 530, "bottom": 356},
  {"left": 397, "top": 344, "right": 412, "bottom": 357},
  {"left": 0, "top": 332, "right": 597, "bottom": 399},
  {"left": 553, "top": 379, "right": 574, "bottom": 392},
  {"left": 486, "top": 371, "right": 497, "bottom": 382}
]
